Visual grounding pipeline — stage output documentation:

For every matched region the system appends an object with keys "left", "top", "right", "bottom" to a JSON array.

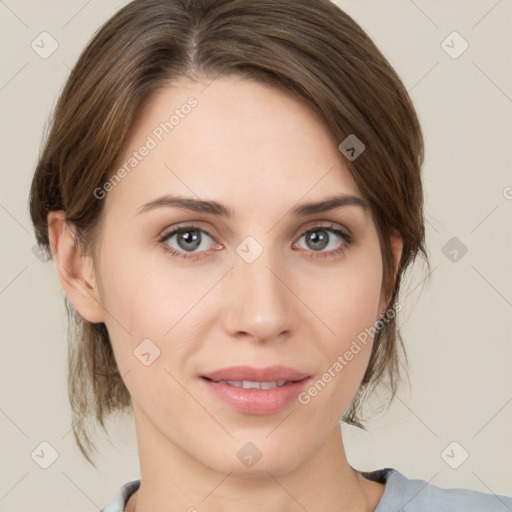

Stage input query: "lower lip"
[{"left": 201, "top": 377, "right": 311, "bottom": 415}]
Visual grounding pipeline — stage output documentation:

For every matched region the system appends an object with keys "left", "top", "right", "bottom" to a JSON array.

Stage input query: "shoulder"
[
  {"left": 360, "top": 467, "right": 512, "bottom": 512},
  {"left": 101, "top": 479, "right": 140, "bottom": 512}
]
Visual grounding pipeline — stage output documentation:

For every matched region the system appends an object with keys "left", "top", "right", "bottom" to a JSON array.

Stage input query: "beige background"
[{"left": 1, "top": 0, "right": 511, "bottom": 510}]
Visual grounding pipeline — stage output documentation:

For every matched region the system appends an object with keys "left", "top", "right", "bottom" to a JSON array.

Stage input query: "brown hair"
[{"left": 29, "top": 0, "right": 428, "bottom": 465}]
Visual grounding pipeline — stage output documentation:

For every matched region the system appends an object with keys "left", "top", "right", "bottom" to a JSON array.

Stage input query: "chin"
[{"left": 194, "top": 437, "right": 308, "bottom": 478}]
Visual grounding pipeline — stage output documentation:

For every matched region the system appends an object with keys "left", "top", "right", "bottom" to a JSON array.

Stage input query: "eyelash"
[{"left": 158, "top": 223, "right": 354, "bottom": 261}]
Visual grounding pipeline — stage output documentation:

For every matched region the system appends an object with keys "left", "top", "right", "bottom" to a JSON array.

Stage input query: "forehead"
[{"left": 103, "top": 75, "right": 363, "bottom": 219}]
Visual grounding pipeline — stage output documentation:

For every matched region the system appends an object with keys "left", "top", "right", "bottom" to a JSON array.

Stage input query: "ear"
[
  {"left": 390, "top": 232, "right": 403, "bottom": 278},
  {"left": 47, "top": 211, "right": 105, "bottom": 323},
  {"left": 379, "top": 232, "right": 403, "bottom": 315}
]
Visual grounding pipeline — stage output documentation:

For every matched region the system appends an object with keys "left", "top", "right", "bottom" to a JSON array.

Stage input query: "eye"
[
  {"left": 158, "top": 223, "right": 353, "bottom": 261},
  {"left": 159, "top": 225, "right": 219, "bottom": 259},
  {"left": 294, "top": 225, "right": 353, "bottom": 257}
]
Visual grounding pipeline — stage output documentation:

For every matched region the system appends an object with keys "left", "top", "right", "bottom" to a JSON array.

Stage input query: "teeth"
[{"left": 222, "top": 380, "right": 288, "bottom": 389}]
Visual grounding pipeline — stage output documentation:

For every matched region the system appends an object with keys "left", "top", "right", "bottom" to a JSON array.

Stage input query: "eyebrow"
[{"left": 136, "top": 193, "right": 367, "bottom": 217}]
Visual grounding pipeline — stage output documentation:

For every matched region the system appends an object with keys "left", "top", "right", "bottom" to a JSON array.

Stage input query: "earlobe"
[{"left": 47, "top": 211, "right": 105, "bottom": 323}]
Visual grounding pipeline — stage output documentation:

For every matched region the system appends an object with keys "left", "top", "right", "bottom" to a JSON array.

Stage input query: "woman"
[{"left": 29, "top": 0, "right": 512, "bottom": 510}]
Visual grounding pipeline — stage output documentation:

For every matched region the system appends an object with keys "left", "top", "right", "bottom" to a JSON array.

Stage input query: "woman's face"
[{"left": 89, "top": 74, "right": 395, "bottom": 475}]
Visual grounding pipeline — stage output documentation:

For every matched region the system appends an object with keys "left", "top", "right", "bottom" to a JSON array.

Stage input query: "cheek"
[
  {"left": 301, "top": 244, "right": 383, "bottom": 393},
  {"left": 96, "top": 232, "right": 181, "bottom": 328},
  {"left": 94, "top": 236, "right": 216, "bottom": 373},
  {"left": 296, "top": 267, "right": 382, "bottom": 418},
  {"left": 310, "top": 250, "right": 383, "bottom": 345}
]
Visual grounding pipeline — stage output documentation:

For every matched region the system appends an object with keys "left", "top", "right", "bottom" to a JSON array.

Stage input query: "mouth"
[
  {"left": 201, "top": 378, "right": 293, "bottom": 389},
  {"left": 200, "top": 365, "right": 311, "bottom": 415}
]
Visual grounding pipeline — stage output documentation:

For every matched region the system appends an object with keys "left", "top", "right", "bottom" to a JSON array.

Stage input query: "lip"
[
  {"left": 200, "top": 365, "right": 311, "bottom": 415},
  {"left": 201, "top": 365, "right": 310, "bottom": 383}
]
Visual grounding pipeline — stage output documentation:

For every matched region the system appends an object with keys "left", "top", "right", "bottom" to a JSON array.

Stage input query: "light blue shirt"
[{"left": 101, "top": 467, "right": 512, "bottom": 511}]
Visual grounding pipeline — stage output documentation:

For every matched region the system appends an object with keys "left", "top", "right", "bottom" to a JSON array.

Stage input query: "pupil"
[
  {"left": 177, "top": 229, "right": 201, "bottom": 251},
  {"left": 307, "top": 230, "right": 328, "bottom": 250}
]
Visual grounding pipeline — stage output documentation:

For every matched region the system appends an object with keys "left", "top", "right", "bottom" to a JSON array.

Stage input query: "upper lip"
[{"left": 201, "top": 365, "right": 310, "bottom": 382}]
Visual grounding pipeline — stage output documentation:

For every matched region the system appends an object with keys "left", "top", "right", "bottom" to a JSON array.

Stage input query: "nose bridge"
[{"left": 224, "top": 239, "right": 297, "bottom": 341}]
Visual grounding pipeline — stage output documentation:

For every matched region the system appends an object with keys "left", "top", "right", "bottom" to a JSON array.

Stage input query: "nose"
[{"left": 222, "top": 250, "right": 299, "bottom": 344}]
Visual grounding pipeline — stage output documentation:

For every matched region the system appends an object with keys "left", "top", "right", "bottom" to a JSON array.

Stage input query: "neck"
[{"left": 125, "top": 406, "right": 384, "bottom": 512}]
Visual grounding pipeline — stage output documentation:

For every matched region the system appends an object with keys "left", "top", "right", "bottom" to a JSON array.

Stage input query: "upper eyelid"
[{"left": 160, "top": 222, "right": 216, "bottom": 241}]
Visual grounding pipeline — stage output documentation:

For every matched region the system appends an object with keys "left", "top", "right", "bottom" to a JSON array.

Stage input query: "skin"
[{"left": 48, "top": 75, "right": 402, "bottom": 512}]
